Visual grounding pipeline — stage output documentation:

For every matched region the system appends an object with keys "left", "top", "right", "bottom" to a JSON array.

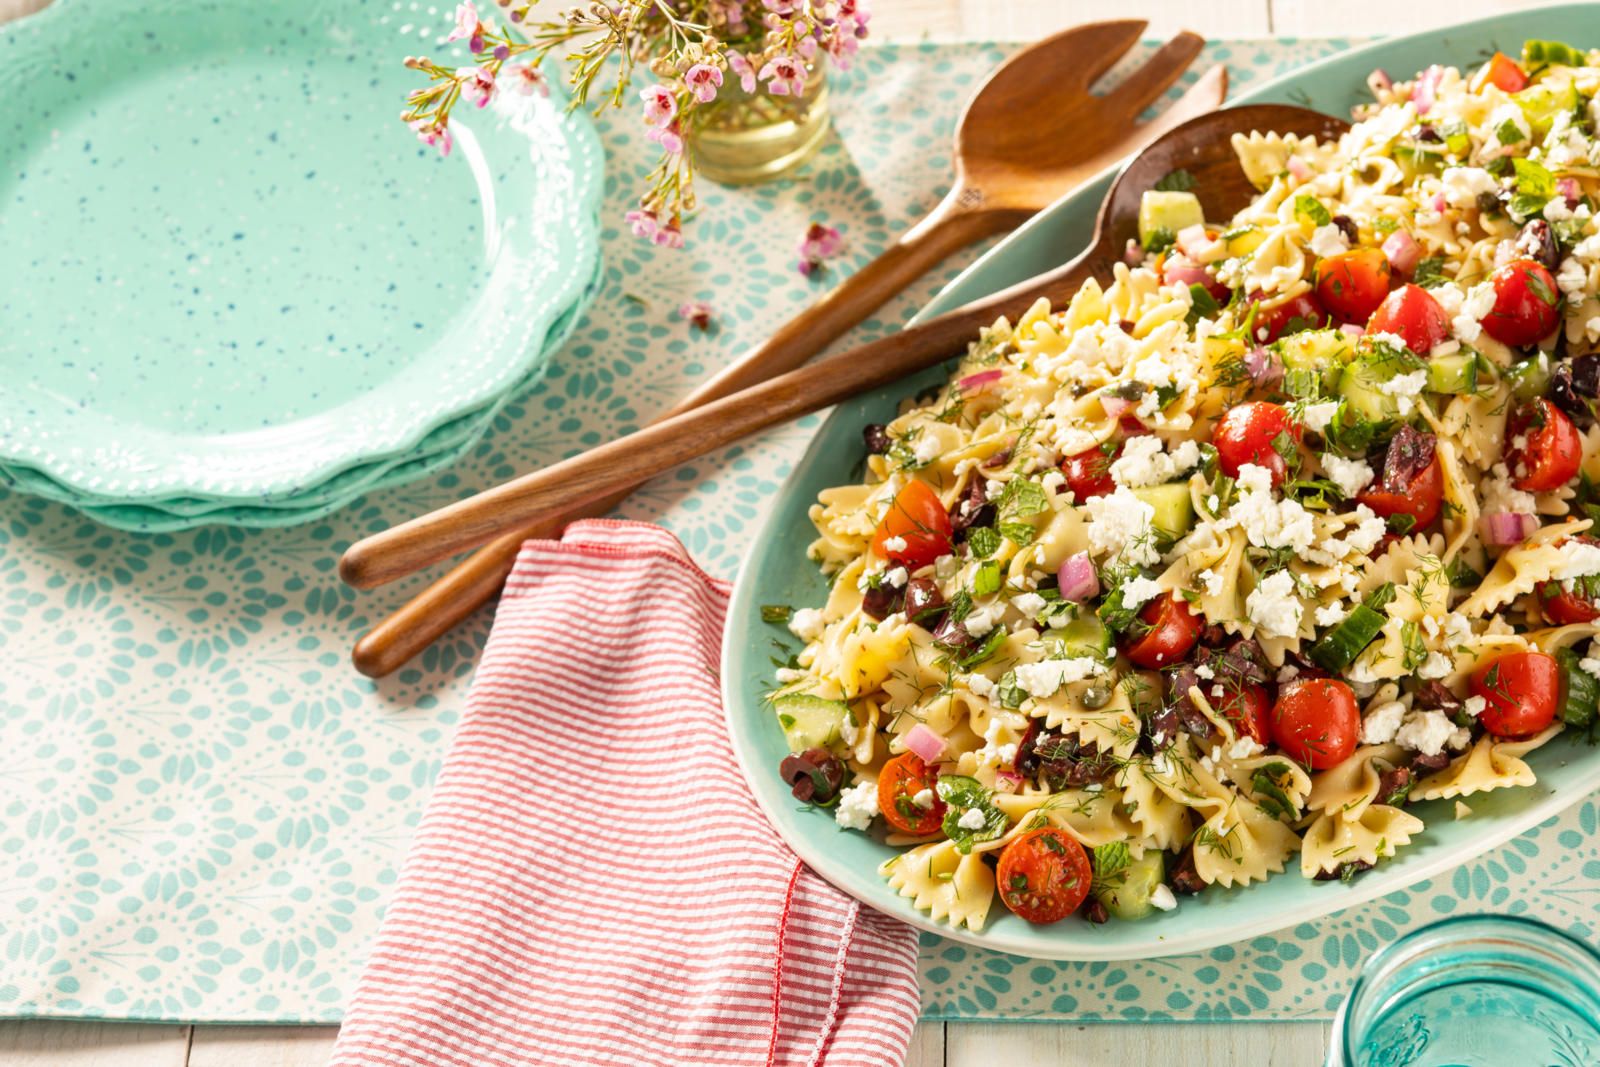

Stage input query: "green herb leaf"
[
  {"left": 967, "top": 526, "right": 1001, "bottom": 560},
  {"left": 1412, "top": 256, "right": 1449, "bottom": 289},
  {"left": 957, "top": 626, "right": 1007, "bottom": 670},
  {"left": 1142, "top": 226, "right": 1175, "bottom": 254},
  {"left": 761, "top": 604, "right": 793, "bottom": 624},
  {"left": 1154, "top": 168, "right": 1197, "bottom": 192},
  {"left": 936, "top": 775, "right": 1008, "bottom": 853},
  {"left": 998, "top": 521, "right": 1038, "bottom": 548},
  {"left": 1186, "top": 283, "right": 1222, "bottom": 328},
  {"left": 1091, "top": 841, "right": 1134, "bottom": 893},
  {"left": 1294, "top": 193, "right": 1332, "bottom": 227}
]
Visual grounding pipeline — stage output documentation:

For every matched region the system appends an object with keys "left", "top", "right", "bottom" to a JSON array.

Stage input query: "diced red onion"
[
  {"left": 1481, "top": 512, "right": 1539, "bottom": 546},
  {"left": 994, "top": 769, "right": 1024, "bottom": 794},
  {"left": 958, "top": 369, "right": 1003, "bottom": 393},
  {"left": 1162, "top": 254, "right": 1215, "bottom": 291},
  {"left": 1339, "top": 323, "right": 1366, "bottom": 340},
  {"left": 1369, "top": 68, "right": 1394, "bottom": 94},
  {"left": 1176, "top": 224, "right": 1221, "bottom": 261},
  {"left": 1559, "top": 177, "right": 1582, "bottom": 206},
  {"left": 1382, "top": 230, "right": 1421, "bottom": 276},
  {"left": 1412, "top": 65, "right": 1443, "bottom": 115},
  {"left": 1123, "top": 238, "right": 1144, "bottom": 266},
  {"left": 1101, "top": 394, "right": 1134, "bottom": 418},
  {"left": 1058, "top": 552, "right": 1100, "bottom": 602},
  {"left": 903, "top": 723, "right": 947, "bottom": 764},
  {"left": 1244, "top": 346, "right": 1282, "bottom": 385},
  {"left": 1286, "top": 155, "right": 1312, "bottom": 183}
]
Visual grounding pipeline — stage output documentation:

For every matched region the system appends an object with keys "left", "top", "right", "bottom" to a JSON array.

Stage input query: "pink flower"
[
  {"left": 797, "top": 222, "right": 843, "bottom": 276},
  {"left": 447, "top": 2, "right": 485, "bottom": 52},
  {"left": 510, "top": 63, "right": 548, "bottom": 96},
  {"left": 726, "top": 51, "right": 758, "bottom": 93},
  {"left": 647, "top": 121, "right": 684, "bottom": 156},
  {"left": 640, "top": 84, "right": 677, "bottom": 127},
  {"left": 762, "top": 0, "right": 800, "bottom": 13},
  {"left": 458, "top": 65, "right": 496, "bottom": 108},
  {"left": 409, "top": 118, "right": 454, "bottom": 157},
  {"left": 625, "top": 208, "right": 660, "bottom": 241},
  {"left": 759, "top": 56, "right": 807, "bottom": 97},
  {"left": 710, "top": 0, "right": 747, "bottom": 34},
  {"left": 654, "top": 218, "right": 685, "bottom": 250},
  {"left": 678, "top": 301, "right": 714, "bottom": 330},
  {"left": 684, "top": 63, "right": 723, "bottom": 104}
]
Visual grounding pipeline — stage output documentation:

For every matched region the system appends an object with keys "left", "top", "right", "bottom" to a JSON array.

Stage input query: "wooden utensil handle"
[{"left": 340, "top": 252, "right": 1101, "bottom": 591}]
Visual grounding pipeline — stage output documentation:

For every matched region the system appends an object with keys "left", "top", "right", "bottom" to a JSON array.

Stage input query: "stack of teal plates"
[{"left": 0, "top": 0, "right": 603, "bottom": 531}]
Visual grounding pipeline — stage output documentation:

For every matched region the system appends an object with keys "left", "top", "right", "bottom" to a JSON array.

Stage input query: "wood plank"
[
  {"left": 0, "top": 1020, "right": 189, "bottom": 1067},
  {"left": 187, "top": 1026, "right": 339, "bottom": 1067},
  {"left": 945, "top": 1019, "right": 1331, "bottom": 1062},
  {"left": 1272, "top": 0, "right": 1545, "bottom": 37},
  {"left": 870, "top": 0, "right": 1272, "bottom": 41},
  {"left": 904, "top": 1020, "right": 946, "bottom": 1067}
]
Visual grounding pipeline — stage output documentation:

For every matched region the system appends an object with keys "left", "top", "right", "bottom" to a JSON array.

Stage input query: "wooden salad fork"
[
  {"left": 345, "top": 22, "right": 1228, "bottom": 677},
  {"left": 341, "top": 104, "right": 1350, "bottom": 615}
]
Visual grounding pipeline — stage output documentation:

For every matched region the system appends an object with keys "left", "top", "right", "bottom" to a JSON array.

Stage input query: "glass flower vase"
[{"left": 687, "top": 68, "right": 831, "bottom": 186}]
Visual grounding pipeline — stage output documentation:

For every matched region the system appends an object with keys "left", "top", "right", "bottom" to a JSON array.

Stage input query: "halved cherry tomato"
[
  {"left": 1212, "top": 682, "right": 1272, "bottom": 746},
  {"left": 1213, "top": 401, "right": 1302, "bottom": 486},
  {"left": 1470, "top": 651, "right": 1560, "bottom": 738},
  {"left": 1314, "top": 247, "right": 1393, "bottom": 323},
  {"left": 876, "top": 753, "right": 946, "bottom": 836},
  {"left": 1473, "top": 51, "right": 1529, "bottom": 94},
  {"left": 996, "top": 827, "right": 1092, "bottom": 924},
  {"left": 872, "top": 479, "right": 953, "bottom": 571},
  {"left": 1357, "top": 426, "right": 1444, "bottom": 531},
  {"left": 1124, "top": 592, "right": 1203, "bottom": 669},
  {"left": 1537, "top": 537, "right": 1600, "bottom": 623},
  {"left": 1061, "top": 442, "right": 1120, "bottom": 502},
  {"left": 1367, "top": 283, "right": 1451, "bottom": 355},
  {"left": 1481, "top": 259, "right": 1562, "bottom": 348},
  {"left": 1247, "top": 290, "right": 1329, "bottom": 344},
  {"left": 1269, "top": 678, "right": 1360, "bottom": 770},
  {"left": 1506, "top": 399, "right": 1582, "bottom": 492}
]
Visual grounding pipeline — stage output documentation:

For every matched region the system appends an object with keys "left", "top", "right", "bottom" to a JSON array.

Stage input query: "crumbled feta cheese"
[
  {"left": 912, "top": 788, "right": 936, "bottom": 810},
  {"left": 1321, "top": 453, "right": 1374, "bottom": 499},
  {"left": 1314, "top": 601, "right": 1349, "bottom": 628},
  {"left": 1440, "top": 166, "right": 1501, "bottom": 209},
  {"left": 1394, "top": 708, "right": 1471, "bottom": 757},
  {"left": 1085, "top": 486, "right": 1160, "bottom": 566},
  {"left": 1228, "top": 736, "right": 1264, "bottom": 760},
  {"left": 1341, "top": 505, "right": 1389, "bottom": 556},
  {"left": 1149, "top": 884, "right": 1178, "bottom": 912},
  {"left": 1225, "top": 463, "right": 1317, "bottom": 553},
  {"left": 1452, "top": 282, "right": 1497, "bottom": 344},
  {"left": 956, "top": 807, "right": 988, "bottom": 831},
  {"left": 1487, "top": 103, "right": 1532, "bottom": 151},
  {"left": 1481, "top": 463, "right": 1538, "bottom": 517},
  {"left": 775, "top": 667, "right": 808, "bottom": 683},
  {"left": 1246, "top": 569, "right": 1303, "bottom": 638},
  {"left": 1463, "top": 695, "right": 1488, "bottom": 718},
  {"left": 1041, "top": 470, "right": 1066, "bottom": 494},
  {"left": 1300, "top": 400, "right": 1342, "bottom": 434},
  {"left": 1559, "top": 256, "right": 1588, "bottom": 301},
  {"left": 911, "top": 434, "right": 942, "bottom": 466},
  {"left": 1122, "top": 576, "right": 1164, "bottom": 611},
  {"left": 1360, "top": 700, "right": 1407, "bottom": 745},
  {"left": 1151, "top": 752, "right": 1172, "bottom": 775},
  {"left": 1194, "top": 662, "right": 1215, "bottom": 680},
  {"left": 1553, "top": 541, "right": 1600, "bottom": 582},
  {"left": 963, "top": 600, "right": 1004, "bottom": 637},
  {"left": 967, "top": 674, "right": 997, "bottom": 699},
  {"left": 1418, "top": 651, "right": 1453, "bottom": 680},
  {"left": 881, "top": 535, "right": 908, "bottom": 554},
  {"left": 1309, "top": 223, "right": 1350, "bottom": 259},
  {"left": 1011, "top": 658, "right": 1105, "bottom": 699},
  {"left": 1012, "top": 592, "right": 1048, "bottom": 618},
  {"left": 1379, "top": 369, "right": 1429, "bottom": 414},
  {"left": 1109, "top": 435, "right": 1202, "bottom": 488},
  {"left": 1277, "top": 664, "right": 1301, "bottom": 683},
  {"left": 834, "top": 780, "right": 880, "bottom": 830},
  {"left": 884, "top": 566, "right": 908, "bottom": 588},
  {"left": 1198, "top": 568, "right": 1224, "bottom": 597},
  {"left": 789, "top": 608, "right": 825, "bottom": 642}
]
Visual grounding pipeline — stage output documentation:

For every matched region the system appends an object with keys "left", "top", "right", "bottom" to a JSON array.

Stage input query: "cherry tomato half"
[
  {"left": 1124, "top": 592, "right": 1203, "bottom": 669},
  {"left": 1506, "top": 399, "right": 1582, "bottom": 493},
  {"left": 1482, "top": 259, "right": 1562, "bottom": 348},
  {"left": 876, "top": 753, "right": 946, "bottom": 836},
  {"left": 872, "top": 479, "right": 953, "bottom": 571},
  {"left": 1357, "top": 428, "right": 1445, "bottom": 531},
  {"left": 1061, "top": 442, "right": 1120, "bottom": 502},
  {"left": 1212, "top": 682, "right": 1272, "bottom": 746},
  {"left": 1270, "top": 678, "right": 1361, "bottom": 770},
  {"left": 1368, "top": 283, "right": 1451, "bottom": 355},
  {"left": 996, "top": 827, "right": 1092, "bottom": 924},
  {"left": 1473, "top": 51, "right": 1529, "bottom": 94},
  {"left": 1470, "top": 651, "right": 1560, "bottom": 739},
  {"left": 1314, "top": 247, "right": 1393, "bottom": 324},
  {"left": 1212, "top": 401, "right": 1302, "bottom": 486},
  {"left": 1537, "top": 537, "right": 1600, "bottom": 624},
  {"left": 1248, "top": 290, "right": 1329, "bottom": 344}
]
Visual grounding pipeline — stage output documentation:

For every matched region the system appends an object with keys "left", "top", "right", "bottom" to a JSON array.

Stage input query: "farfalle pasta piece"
[
  {"left": 1115, "top": 759, "right": 1194, "bottom": 852},
  {"left": 1191, "top": 793, "right": 1301, "bottom": 889},
  {"left": 1230, "top": 130, "right": 1328, "bottom": 190},
  {"left": 1412, "top": 724, "right": 1565, "bottom": 801},
  {"left": 1306, "top": 743, "right": 1407, "bottom": 819},
  {"left": 993, "top": 788, "right": 1139, "bottom": 849},
  {"left": 881, "top": 840, "right": 996, "bottom": 931},
  {"left": 1300, "top": 804, "right": 1425, "bottom": 878},
  {"left": 1458, "top": 519, "right": 1592, "bottom": 617}
]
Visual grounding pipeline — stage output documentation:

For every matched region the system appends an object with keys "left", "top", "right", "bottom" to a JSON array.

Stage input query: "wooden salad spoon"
[
  {"left": 341, "top": 103, "right": 1351, "bottom": 598},
  {"left": 345, "top": 22, "right": 1227, "bottom": 677}
]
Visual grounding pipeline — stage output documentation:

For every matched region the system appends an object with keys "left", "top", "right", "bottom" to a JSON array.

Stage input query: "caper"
[{"left": 1080, "top": 683, "right": 1112, "bottom": 709}]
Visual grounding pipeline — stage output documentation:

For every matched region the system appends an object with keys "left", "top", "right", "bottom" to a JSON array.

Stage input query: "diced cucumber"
[
  {"left": 1308, "top": 584, "right": 1395, "bottom": 672},
  {"left": 773, "top": 693, "right": 849, "bottom": 753},
  {"left": 1394, "top": 144, "right": 1446, "bottom": 182},
  {"left": 1132, "top": 482, "right": 1195, "bottom": 542},
  {"left": 1507, "top": 354, "right": 1551, "bottom": 402},
  {"left": 1053, "top": 613, "right": 1111, "bottom": 661},
  {"left": 1138, "top": 191, "right": 1205, "bottom": 251},
  {"left": 1514, "top": 80, "right": 1580, "bottom": 139},
  {"left": 1276, "top": 329, "right": 1355, "bottom": 392},
  {"left": 1093, "top": 849, "right": 1166, "bottom": 921},
  {"left": 1338, "top": 359, "right": 1401, "bottom": 423},
  {"left": 1524, "top": 39, "right": 1586, "bottom": 68},
  {"left": 1426, "top": 351, "right": 1479, "bottom": 395},
  {"left": 1556, "top": 648, "right": 1599, "bottom": 728}
]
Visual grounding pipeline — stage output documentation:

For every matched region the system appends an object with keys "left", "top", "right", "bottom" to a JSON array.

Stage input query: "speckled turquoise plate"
[
  {"left": 0, "top": 0, "right": 602, "bottom": 506},
  {"left": 725, "top": 4, "right": 1600, "bottom": 960}
]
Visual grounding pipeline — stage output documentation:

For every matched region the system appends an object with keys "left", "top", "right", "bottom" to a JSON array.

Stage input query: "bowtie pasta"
[{"left": 768, "top": 41, "right": 1600, "bottom": 932}]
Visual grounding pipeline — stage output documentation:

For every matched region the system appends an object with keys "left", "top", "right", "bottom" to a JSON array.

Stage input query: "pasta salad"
[{"left": 765, "top": 40, "right": 1600, "bottom": 931}]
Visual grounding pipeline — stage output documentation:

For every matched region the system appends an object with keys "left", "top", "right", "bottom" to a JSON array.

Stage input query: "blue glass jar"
[{"left": 1328, "top": 914, "right": 1600, "bottom": 1067}]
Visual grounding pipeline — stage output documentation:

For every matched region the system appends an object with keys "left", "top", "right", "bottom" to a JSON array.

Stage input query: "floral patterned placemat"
[{"left": 12, "top": 32, "right": 1588, "bottom": 1025}]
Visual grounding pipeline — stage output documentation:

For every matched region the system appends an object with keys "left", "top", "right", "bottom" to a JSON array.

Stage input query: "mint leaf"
[{"left": 1154, "top": 169, "right": 1196, "bottom": 192}]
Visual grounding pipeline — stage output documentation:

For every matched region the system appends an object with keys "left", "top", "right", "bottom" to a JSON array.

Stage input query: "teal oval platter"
[
  {"left": 0, "top": 0, "right": 602, "bottom": 505},
  {"left": 724, "top": 4, "right": 1600, "bottom": 960}
]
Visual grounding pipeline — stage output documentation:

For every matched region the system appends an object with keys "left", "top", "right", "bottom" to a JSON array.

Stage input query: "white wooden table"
[{"left": 0, "top": 0, "right": 1559, "bottom": 1062}]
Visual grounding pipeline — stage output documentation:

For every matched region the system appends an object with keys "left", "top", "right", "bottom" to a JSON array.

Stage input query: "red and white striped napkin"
[{"left": 330, "top": 520, "right": 921, "bottom": 1067}]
